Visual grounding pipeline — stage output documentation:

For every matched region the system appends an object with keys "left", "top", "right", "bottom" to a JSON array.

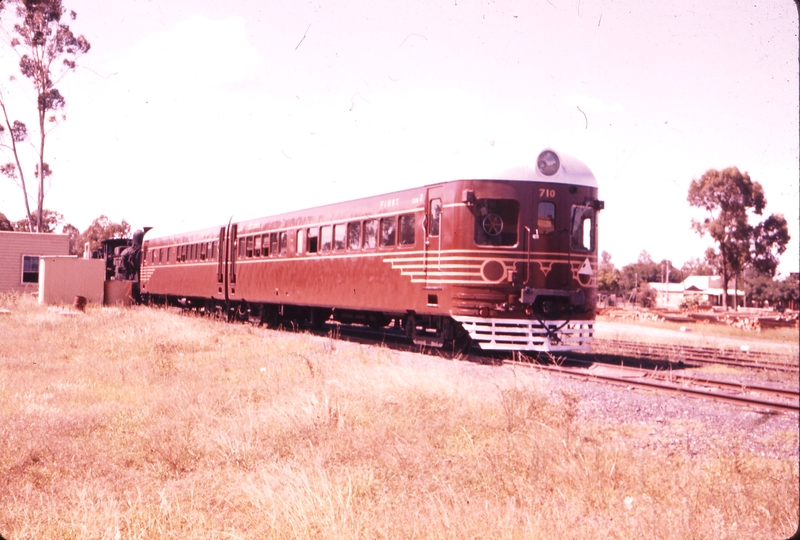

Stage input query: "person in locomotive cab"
[{"left": 120, "top": 230, "right": 144, "bottom": 281}]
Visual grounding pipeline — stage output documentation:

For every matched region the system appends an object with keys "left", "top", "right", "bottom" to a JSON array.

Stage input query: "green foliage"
[
  {"left": 597, "top": 251, "right": 621, "bottom": 292},
  {"left": 0, "top": 0, "right": 90, "bottom": 232},
  {"left": 688, "top": 167, "right": 789, "bottom": 309},
  {"left": 751, "top": 214, "right": 790, "bottom": 277},
  {"left": 62, "top": 223, "right": 80, "bottom": 255},
  {"left": 11, "top": 208, "right": 63, "bottom": 232},
  {"left": 80, "top": 215, "right": 130, "bottom": 255},
  {"left": 746, "top": 273, "right": 799, "bottom": 310},
  {"left": 0, "top": 211, "right": 13, "bottom": 231},
  {"left": 617, "top": 250, "right": 681, "bottom": 293}
]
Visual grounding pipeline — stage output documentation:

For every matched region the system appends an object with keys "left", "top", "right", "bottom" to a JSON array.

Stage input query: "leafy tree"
[
  {"left": 0, "top": 211, "right": 13, "bottom": 230},
  {"left": 688, "top": 167, "right": 765, "bottom": 309},
  {"left": 62, "top": 222, "right": 79, "bottom": 254},
  {"left": 11, "top": 207, "right": 62, "bottom": 232},
  {"left": 80, "top": 215, "right": 130, "bottom": 255},
  {"left": 597, "top": 250, "right": 621, "bottom": 292},
  {"left": 619, "top": 250, "right": 661, "bottom": 292},
  {"left": 746, "top": 272, "right": 799, "bottom": 310},
  {"left": 0, "top": 0, "right": 90, "bottom": 232},
  {"left": 750, "top": 214, "right": 790, "bottom": 277}
]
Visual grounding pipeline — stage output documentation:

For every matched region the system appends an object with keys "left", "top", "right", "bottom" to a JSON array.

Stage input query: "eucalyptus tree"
[
  {"left": 688, "top": 167, "right": 789, "bottom": 309},
  {"left": 0, "top": 0, "right": 90, "bottom": 232}
]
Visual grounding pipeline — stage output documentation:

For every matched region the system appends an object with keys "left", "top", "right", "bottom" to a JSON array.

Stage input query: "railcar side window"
[
  {"left": 570, "top": 205, "right": 595, "bottom": 252},
  {"left": 296, "top": 230, "right": 305, "bottom": 253},
  {"left": 245, "top": 236, "right": 253, "bottom": 258},
  {"left": 238, "top": 238, "right": 246, "bottom": 258},
  {"left": 270, "top": 233, "right": 278, "bottom": 257},
  {"left": 307, "top": 228, "right": 318, "bottom": 253},
  {"left": 261, "top": 234, "right": 269, "bottom": 256},
  {"left": 399, "top": 214, "right": 415, "bottom": 246},
  {"left": 347, "top": 222, "right": 361, "bottom": 250},
  {"left": 334, "top": 224, "right": 346, "bottom": 251},
  {"left": 211, "top": 242, "right": 216, "bottom": 261},
  {"left": 320, "top": 226, "right": 332, "bottom": 252},
  {"left": 380, "top": 217, "right": 396, "bottom": 247},
  {"left": 167, "top": 247, "right": 172, "bottom": 263},
  {"left": 537, "top": 202, "right": 556, "bottom": 235},
  {"left": 474, "top": 199, "right": 519, "bottom": 246},
  {"left": 363, "top": 219, "right": 378, "bottom": 249},
  {"left": 280, "top": 232, "right": 287, "bottom": 255},
  {"left": 429, "top": 198, "right": 442, "bottom": 236}
]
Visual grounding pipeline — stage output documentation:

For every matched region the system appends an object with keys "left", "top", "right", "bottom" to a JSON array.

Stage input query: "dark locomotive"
[{"left": 128, "top": 149, "right": 603, "bottom": 352}]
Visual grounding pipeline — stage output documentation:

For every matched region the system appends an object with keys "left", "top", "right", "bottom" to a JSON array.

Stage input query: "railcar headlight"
[{"left": 537, "top": 150, "right": 560, "bottom": 176}]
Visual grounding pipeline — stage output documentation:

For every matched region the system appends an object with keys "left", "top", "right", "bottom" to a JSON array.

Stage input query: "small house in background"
[
  {"left": 649, "top": 275, "right": 745, "bottom": 309},
  {"left": 0, "top": 231, "right": 69, "bottom": 294}
]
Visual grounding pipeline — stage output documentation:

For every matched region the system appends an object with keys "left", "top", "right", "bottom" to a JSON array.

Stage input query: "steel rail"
[
  {"left": 593, "top": 339, "right": 798, "bottom": 372},
  {"left": 505, "top": 359, "right": 800, "bottom": 413}
]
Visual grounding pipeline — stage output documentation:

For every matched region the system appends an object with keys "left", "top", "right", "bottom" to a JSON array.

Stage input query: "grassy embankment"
[{"left": 1, "top": 294, "right": 797, "bottom": 539}]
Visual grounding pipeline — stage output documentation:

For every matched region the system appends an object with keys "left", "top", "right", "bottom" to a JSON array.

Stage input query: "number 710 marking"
[{"left": 539, "top": 188, "right": 555, "bottom": 198}]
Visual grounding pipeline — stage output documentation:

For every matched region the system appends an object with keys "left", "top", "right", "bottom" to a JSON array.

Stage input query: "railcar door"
[
  {"left": 217, "top": 226, "right": 226, "bottom": 297},
  {"left": 228, "top": 223, "right": 238, "bottom": 297},
  {"left": 423, "top": 186, "right": 443, "bottom": 289}
]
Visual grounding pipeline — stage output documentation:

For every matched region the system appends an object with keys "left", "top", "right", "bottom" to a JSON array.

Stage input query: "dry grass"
[{"left": 1, "top": 294, "right": 797, "bottom": 539}]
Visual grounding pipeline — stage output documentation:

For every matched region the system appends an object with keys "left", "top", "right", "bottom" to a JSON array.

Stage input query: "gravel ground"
[{"left": 549, "top": 320, "right": 798, "bottom": 459}]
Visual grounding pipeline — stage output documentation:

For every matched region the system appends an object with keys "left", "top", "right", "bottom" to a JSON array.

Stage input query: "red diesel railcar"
[{"left": 139, "top": 149, "right": 603, "bottom": 352}]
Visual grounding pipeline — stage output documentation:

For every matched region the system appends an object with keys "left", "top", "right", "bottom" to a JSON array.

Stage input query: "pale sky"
[{"left": 1, "top": 0, "right": 798, "bottom": 274}]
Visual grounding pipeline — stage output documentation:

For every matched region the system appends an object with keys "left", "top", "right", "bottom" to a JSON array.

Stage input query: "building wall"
[
  {"left": 39, "top": 257, "right": 105, "bottom": 305},
  {"left": 0, "top": 232, "right": 70, "bottom": 294}
]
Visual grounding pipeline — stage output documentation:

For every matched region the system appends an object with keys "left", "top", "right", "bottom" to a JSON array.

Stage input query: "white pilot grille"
[{"left": 453, "top": 316, "right": 593, "bottom": 352}]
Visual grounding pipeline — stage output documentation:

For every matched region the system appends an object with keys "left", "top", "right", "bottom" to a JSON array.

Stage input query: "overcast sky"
[{"left": 0, "top": 0, "right": 797, "bottom": 274}]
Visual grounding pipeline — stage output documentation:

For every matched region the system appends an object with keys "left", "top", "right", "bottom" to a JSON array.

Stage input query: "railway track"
[
  {"left": 505, "top": 356, "right": 800, "bottom": 413},
  {"left": 318, "top": 323, "right": 799, "bottom": 412},
  {"left": 592, "top": 338, "right": 798, "bottom": 373}
]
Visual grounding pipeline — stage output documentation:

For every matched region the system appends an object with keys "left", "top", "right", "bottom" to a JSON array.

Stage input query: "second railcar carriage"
[{"left": 140, "top": 149, "right": 603, "bottom": 352}]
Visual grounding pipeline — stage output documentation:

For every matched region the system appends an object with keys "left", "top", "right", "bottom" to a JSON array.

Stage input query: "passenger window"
[
  {"left": 280, "top": 232, "right": 287, "bottom": 255},
  {"left": 334, "top": 224, "right": 346, "bottom": 251},
  {"left": 254, "top": 235, "right": 261, "bottom": 257},
  {"left": 270, "top": 233, "right": 278, "bottom": 257},
  {"left": 262, "top": 234, "right": 269, "bottom": 256},
  {"left": 347, "top": 222, "right": 361, "bottom": 250},
  {"left": 167, "top": 247, "right": 172, "bottom": 262},
  {"left": 429, "top": 198, "right": 442, "bottom": 236},
  {"left": 246, "top": 236, "right": 253, "bottom": 258},
  {"left": 399, "top": 214, "right": 415, "bottom": 246},
  {"left": 297, "top": 230, "right": 305, "bottom": 253},
  {"left": 570, "top": 205, "right": 594, "bottom": 251},
  {"left": 537, "top": 202, "right": 556, "bottom": 235},
  {"left": 211, "top": 242, "right": 216, "bottom": 261},
  {"left": 363, "top": 219, "right": 377, "bottom": 249},
  {"left": 380, "top": 217, "right": 396, "bottom": 247},
  {"left": 307, "top": 228, "right": 318, "bottom": 253},
  {"left": 320, "top": 225, "right": 332, "bottom": 252},
  {"left": 238, "top": 238, "right": 246, "bottom": 258},
  {"left": 474, "top": 199, "right": 519, "bottom": 246}
]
